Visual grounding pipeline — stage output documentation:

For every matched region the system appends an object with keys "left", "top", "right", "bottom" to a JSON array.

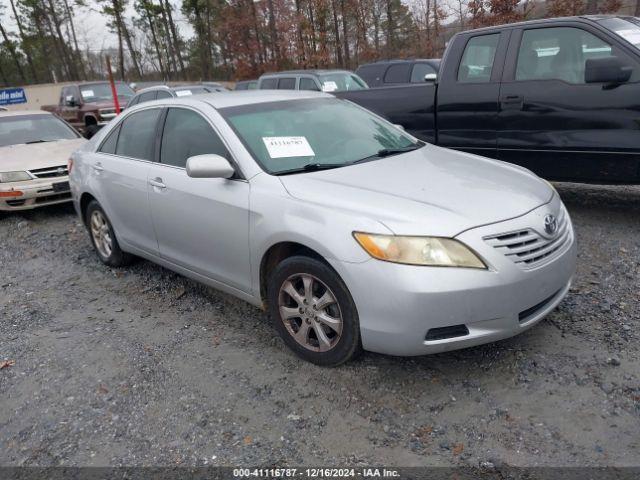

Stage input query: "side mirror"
[
  {"left": 585, "top": 57, "right": 632, "bottom": 84},
  {"left": 424, "top": 73, "right": 437, "bottom": 82},
  {"left": 186, "top": 154, "right": 235, "bottom": 179},
  {"left": 65, "top": 95, "right": 77, "bottom": 107}
]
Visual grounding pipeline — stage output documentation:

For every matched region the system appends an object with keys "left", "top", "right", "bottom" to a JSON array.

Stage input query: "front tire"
[
  {"left": 85, "top": 200, "right": 133, "bottom": 267},
  {"left": 267, "top": 255, "right": 362, "bottom": 366},
  {"left": 84, "top": 124, "right": 101, "bottom": 139}
]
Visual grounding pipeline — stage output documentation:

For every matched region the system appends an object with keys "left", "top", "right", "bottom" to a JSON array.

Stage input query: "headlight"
[
  {"left": 353, "top": 232, "right": 486, "bottom": 269},
  {"left": 0, "top": 171, "right": 31, "bottom": 183}
]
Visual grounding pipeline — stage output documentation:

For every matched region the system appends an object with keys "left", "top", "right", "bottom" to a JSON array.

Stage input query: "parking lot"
[{"left": 0, "top": 182, "right": 638, "bottom": 467}]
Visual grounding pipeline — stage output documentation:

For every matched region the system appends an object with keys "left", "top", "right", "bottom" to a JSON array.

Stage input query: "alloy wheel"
[
  {"left": 278, "top": 273, "right": 343, "bottom": 352},
  {"left": 90, "top": 210, "right": 113, "bottom": 259}
]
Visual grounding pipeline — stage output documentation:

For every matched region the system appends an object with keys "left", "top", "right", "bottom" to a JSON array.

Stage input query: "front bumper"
[
  {"left": 329, "top": 199, "right": 577, "bottom": 356},
  {"left": 0, "top": 177, "right": 72, "bottom": 211}
]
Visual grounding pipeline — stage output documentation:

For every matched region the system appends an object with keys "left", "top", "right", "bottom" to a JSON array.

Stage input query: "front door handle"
[
  {"left": 501, "top": 95, "right": 524, "bottom": 110},
  {"left": 149, "top": 178, "right": 166, "bottom": 189},
  {"left": 93, "top": 163, "right": 104, "bottom": 172}
]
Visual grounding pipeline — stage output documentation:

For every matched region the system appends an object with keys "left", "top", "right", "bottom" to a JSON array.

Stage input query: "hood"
[
  {"left": 0, "top": 138, "right": 87, "bottom": 172},
  {"left": 278, "top": 144, "right": 554, "bottom": 237}
]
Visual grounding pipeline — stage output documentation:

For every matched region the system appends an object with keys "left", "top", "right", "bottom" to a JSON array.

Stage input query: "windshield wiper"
[
  {"left": 275, "top": 163, "right": 346, "bottom": 176},
  {"left": 377, "top": 143, "right": 423, "bottom": 157},
  {"left": 25, "top": 139, "right": 52, "bottom": 144},
  {"left": 353, "top": 142, "right": 424, "bottom": 164}
]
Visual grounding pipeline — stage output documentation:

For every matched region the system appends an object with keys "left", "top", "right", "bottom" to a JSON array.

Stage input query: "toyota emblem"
[{"left": 544, "top": 214, "right": 558, "bottom": 236}]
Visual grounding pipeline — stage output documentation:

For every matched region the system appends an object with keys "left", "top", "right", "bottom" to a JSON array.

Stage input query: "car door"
[
  {"left": 437, "top": 30, "right": 510, "bottom": 158},
  {"left": 92, "top": 107, "right": 162, "bottom": 255},
  {"left": 497, "top": 23, "right": 640, "bottom": 182},
  {"left": 60, "top": 86, "right": 80, "bottom": 125},
  {"left": 147, "top": 106, "right": 251, "bottom": 292}
]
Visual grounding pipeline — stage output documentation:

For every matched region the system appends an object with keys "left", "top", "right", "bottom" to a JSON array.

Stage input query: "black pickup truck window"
[
  {"left": 516, "top": 27, "right": 613, "bottom": 84},
  {"left": 458, "top": 34, "right": 500, "bottom": 83}
]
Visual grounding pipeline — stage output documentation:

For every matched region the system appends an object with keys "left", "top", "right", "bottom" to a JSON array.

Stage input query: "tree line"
[{"left": 0, "top": 0, "right": 636, "bottom": 86}]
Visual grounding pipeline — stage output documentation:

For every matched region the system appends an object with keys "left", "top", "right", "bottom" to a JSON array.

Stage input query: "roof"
[
  {"left": 0, "top": 110, "right": 52, "bottom": 117},
  {"left": 260, "top": 69, "right": 352, "bottom": 77},
  {"left": 135, "top": 84, "right": 211, "bottom": 95},
  {"left": 458, "top": 15, "right": 621, "bottom": 35},
  {"left": 136, "top": 90, "right": 331, "bottom": 110}
]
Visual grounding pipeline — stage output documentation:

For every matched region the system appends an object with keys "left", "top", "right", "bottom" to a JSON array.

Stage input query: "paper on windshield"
[
  {"left": 80, "top": 90, "right": 94, "bottom": 99},
  {"left": 321, "top": 81, "right": 338, "bottom": 92},
  {"left": 263, "top": 137, "right": 315, "bottom": 158},
  {"left": 175, "top": 90, "right": 192, "bottom": 97}
]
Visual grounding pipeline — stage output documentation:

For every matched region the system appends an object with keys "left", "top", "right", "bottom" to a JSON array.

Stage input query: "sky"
[{"left": 0, "top": 0, "right": 194, "bottom": 51}]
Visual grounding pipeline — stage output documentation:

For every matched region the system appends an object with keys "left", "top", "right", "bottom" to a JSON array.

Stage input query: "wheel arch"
[
  {"left": 259, "top": 241, "right": 331, "bottom": 308},
  {"left": 79, "top": 192, "right": 97, "bottom": 226},
  {"left": 84, "top": 114, "right": 98, "bottom": 126}
]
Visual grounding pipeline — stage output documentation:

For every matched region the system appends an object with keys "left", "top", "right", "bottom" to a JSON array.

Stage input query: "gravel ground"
[{"left": 0, "top": 182, "right": 639, "bottom": 468}]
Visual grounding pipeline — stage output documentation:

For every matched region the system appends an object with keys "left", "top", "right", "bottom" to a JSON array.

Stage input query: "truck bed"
[{"left": 335, "top": 83, "right": 437, "bottom": 143}]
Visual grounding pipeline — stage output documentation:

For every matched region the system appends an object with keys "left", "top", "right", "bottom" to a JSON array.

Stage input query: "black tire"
[
  {"left": 85, "top": 200, "right": 133, "bottom": 267},
  {"left": 84, "top": 124, "right": 101, "bottom": 139},
  {"left": 267, "top": 255, "right": 362, "bottom": 367}
]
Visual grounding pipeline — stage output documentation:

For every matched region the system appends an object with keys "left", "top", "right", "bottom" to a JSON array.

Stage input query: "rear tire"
[
  {"left": 267, "top": 255, "right": 362, "bottom": 367},
  {"left": 85, "top": 200, "right": 133, "bottom": 267}
]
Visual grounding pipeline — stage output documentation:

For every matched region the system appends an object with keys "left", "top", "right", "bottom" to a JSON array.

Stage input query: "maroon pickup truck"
[{"left": 42, "top": 81, "right": 134, "bottom": 138}]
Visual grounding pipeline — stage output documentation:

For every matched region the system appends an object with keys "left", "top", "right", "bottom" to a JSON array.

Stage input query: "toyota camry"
[{"left": 69, "top": 91, "right": 576, "bottom": 366}]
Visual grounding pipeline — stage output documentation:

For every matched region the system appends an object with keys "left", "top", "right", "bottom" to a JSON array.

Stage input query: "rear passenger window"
[
  {"left": 411, "top": 63, "right": 437, "bottom": 82},
  {"left": 127, "top": 96, "right": 139, "bottom": 107},
  {"left": 160, "top": 108, "right": 229, "bottom": 168},
  {"left": 261, "top": 78, "right": 278, "bottom": 89},
  {"left": 99, "top": 124, "right": 121, "bottom": 154},
  {"left": 156, "top": 90, "right": 172, "bottom": 99},
  {"left": 299, "top": 78, "right": 320, "bottom": 91},
  {"left": 277, "top": 78, "right": 296, "bottom": 90},
  {"left": 458, "top": 34, "right": 500, "bottom": 83},
  {"left": 384, "top": 64, "right": 411, "bottom": 83},
  {"left": 115, "top": 109, "right": 161, "bottom": 161},
  {"left": 137, "top": 91, "right": 157, "bottom": 104}
]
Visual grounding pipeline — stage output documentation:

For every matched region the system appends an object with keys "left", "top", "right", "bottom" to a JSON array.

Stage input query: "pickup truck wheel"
[
  {"left": 267, "top": 255, "right": 362, "bottom": 367},
  {"left": 85, "top": 200, "right": 133, "bottom": 267},
  {"left": 84, "top": 124, "right": 101, "bottom": 139}
]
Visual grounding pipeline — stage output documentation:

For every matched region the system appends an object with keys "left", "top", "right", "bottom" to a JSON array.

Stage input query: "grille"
[
  {"left": 484, "top": 208, "right": 571, "bottom": 269},
  {"left": 29, "top": 165, "right": 68, "bottom": 179}
]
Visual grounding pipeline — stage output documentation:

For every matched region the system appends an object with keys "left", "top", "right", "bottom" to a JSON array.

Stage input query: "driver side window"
[
  {"left": 160, "top": 108, "right": 230, "bottom": 168},
  {"left": 516, "top": 27, "right": 620, "bottom": 84}
]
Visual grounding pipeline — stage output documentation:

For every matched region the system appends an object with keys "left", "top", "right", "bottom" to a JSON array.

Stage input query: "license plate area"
[{"left": 52, "top": 181, "right": 70, "bottom": 192}]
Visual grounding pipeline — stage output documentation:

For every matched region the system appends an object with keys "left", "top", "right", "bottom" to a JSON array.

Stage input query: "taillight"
[{"left": 68, "top": 157, "right": 74, "bottom": 173}]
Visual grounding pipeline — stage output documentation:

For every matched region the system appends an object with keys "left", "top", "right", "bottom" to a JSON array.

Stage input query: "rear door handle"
[
  {"left": 501, "top": 95, "right": 524, "bottom": 110},
  {"left": 93, "top": 163, "right": 104, "bottom": 172},
  {"left": 149, "top": 178, "right": 166, "bottom": 189}
]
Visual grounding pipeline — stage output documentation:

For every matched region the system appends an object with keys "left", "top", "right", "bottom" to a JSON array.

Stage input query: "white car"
[
  {"left": 70, "top": 91, "right": 576, "bottom": 366},
  {"left": 0, "top": 110, "right": 86, "bottom": 211}
]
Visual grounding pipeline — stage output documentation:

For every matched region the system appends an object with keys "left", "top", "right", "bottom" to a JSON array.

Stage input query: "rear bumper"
[{"left": 0, "top": 177, "right": 71, "bottom": 211}]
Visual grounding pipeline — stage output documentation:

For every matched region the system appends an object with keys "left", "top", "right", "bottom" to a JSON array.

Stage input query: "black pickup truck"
[{"left": 338, "top": 15, "right": 640, "bottom": 183}]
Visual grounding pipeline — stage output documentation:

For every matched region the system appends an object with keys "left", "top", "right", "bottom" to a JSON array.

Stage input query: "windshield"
[
  {"left": 221, "top": 98, "right": 419, "bottom": 174},
  {"left": 0, "top": 114, "right": 79, "bottom": 147},
  {"left": 599, "top": 17, "right": 640, "bottom": 49},
  {"left": 80, "top": 83, "right": 135, "bottom": 102},
  {"left": 319, "top": 73, "right": 368, "bottom": 92}
]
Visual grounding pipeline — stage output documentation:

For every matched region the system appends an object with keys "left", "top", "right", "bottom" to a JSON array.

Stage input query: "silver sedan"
[{"left": 69, "top": 91, "right": 576, "bottom": 366}]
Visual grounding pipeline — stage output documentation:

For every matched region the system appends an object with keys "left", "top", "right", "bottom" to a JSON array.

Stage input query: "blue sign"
[{"left": 0, "top": 87, "right": 27, "bottom": 106}]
